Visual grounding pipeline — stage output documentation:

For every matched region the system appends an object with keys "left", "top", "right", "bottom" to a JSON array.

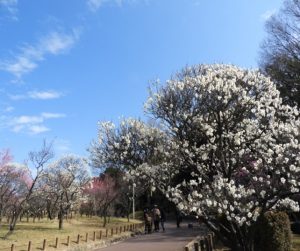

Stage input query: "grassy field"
[
  {"left": 292, "top": 234, "right": 300, "bottom": 251},
  {"left": 0, "top": 216, "right": 141, "bottom": 251}
]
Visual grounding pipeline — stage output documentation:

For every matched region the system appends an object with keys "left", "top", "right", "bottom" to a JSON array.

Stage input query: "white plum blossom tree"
[
  {"left": 90, "top": 64, "right": 300, "bottom": 251},
  {"left": 43, "top": 155, "right": 90, "bottom": 229},
  {"left": 89, "top": 119, "right": 170, "bottom": 190}
]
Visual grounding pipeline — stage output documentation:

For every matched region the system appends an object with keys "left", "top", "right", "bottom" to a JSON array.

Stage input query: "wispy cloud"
[
  {"left": 53, "top": 138, "right": 71, "bottom": 155},
  {"left": 3, "top": 106, "right": 14, "bottom": 112},
  {"left": 27, "top": 125, "right": 49, "bottom": 134},
  {"left": 87, "top": 0, "right": 143, "bottom": 12},
  {"left": 40, "top": 112, "right": 65, "bottom": 119},
  {"left": 87, "top": 0, "right": 107, "bottom": 11},
  {"left": 9, "top": 90, "right": 63, "bottom": 100},
  {"left": 0, "top": 29, "right": 80, "bottom": 79},
  {"left": 261, "top": 9, "right": 276, "bottom": 21},
  {"left": 7, "top": 112, "right": 66, "bottom": 135},
  {"left": 0, "top": 0, "right": 18, "bottom": 20}
]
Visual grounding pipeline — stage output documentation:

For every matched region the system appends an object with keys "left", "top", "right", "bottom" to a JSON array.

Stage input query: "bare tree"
[
  {"left": 5, "top": 141, "right": 53, "bottom": 236},
  {"left": 260, "top": 0, "right": 300, "bottom": 107}
]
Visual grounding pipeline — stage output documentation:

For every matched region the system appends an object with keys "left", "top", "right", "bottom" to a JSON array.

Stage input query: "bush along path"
[{"left": 93, "top": 222, "right": 207, "bottom": 251}]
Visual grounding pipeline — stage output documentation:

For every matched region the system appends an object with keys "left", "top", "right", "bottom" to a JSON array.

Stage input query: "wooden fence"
[
  {"left": 0, "top": 222, "right": 144, "bottom": 251},
  {"left": 183, "top": 232, "right": 231, "bottom": 251}
]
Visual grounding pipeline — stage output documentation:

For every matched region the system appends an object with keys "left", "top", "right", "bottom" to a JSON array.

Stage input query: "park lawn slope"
[{"left": 0, "top": 216, "right": 141, "bottom": 251}]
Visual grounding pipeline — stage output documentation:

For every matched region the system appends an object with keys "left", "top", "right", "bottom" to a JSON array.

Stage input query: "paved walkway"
[{"left": 93, "top": 222, "right": 206, "bottom": 251}]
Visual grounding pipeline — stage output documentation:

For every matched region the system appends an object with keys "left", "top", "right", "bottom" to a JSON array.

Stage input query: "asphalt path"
[{"left": 93, "top": 222, "right": 205, "bottom": 251}]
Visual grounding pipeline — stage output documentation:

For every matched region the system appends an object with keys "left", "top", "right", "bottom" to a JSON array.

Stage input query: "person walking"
[
  {"left": 176, "top": 209, "right": 183, "bottom": 228},
  {"left": 160, "top": 207, "right": 166, "bottom": 232},
  {"left": 144, "top": 208, "right": 152, "bottom": 234},
  {"left": 152, "top": 204, "right": 161, "bottom": 232}
]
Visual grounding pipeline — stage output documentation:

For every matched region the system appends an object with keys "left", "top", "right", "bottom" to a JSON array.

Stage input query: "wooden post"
[
  {"left": 28, "top": 241, "right": 32, "bottom": 251},
  {"left": 11, "top": 244, "right": 14, "bottom": 251},
  {"left": 67, "top": 236, "right": 70, "bottom": 246},
  {"left": 200, "top": 239, "right": 205, "bottom": 251},
  {"left": 42, "top": 239, "right": 47, "bottom": 250},
  {"left": 184, "top": 246, "right": 189, "bottom": 251},
  {"left": 86, "top": 233, "right": 88, "bottom": 242},
  {"left": 93, "top": 231, "right": 96, "bottom": 241},
  {"left": 77, "top": 234, "right": 80, "bottom": 244},
  {"left": 204, "top": 237, "right": 210, "bottom": 251},
  {"left": 194, "top": 242, "right": 200, "bottom": 251},
  {"left": 208, "top": 234, "right": 214, "bottom": 250},
  {"left": 99, "top": 230, "right": 102, "bottom": 239},
  {"left": 55, "top": 237, "right": 59, "bottom": 248}
]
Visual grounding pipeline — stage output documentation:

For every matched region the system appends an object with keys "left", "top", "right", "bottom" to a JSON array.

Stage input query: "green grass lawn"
[{"left": 0, "top": 215, "right": 141, "bottom": 251}]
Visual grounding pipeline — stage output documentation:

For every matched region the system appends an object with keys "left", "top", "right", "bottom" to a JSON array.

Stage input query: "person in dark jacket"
[
  {"left": 176, "top": 209, "right": 183, "bottom": 228},
  {"left": 160, "top": 208, "right": 166, "bottom": 232}
]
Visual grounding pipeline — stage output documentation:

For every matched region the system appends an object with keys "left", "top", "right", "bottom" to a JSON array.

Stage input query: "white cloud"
[
  {"left": 4, "top": 57, "right": 37, "bottom": 77},
  {"left": 13, "top": 115, "right": 43, "bottom": 124},
  {"left": 9, "top": 90, "right": 63, "bottom": 100},
  {"left": 28, "top": 125, "right": 50, "bottom": 134},
  {"left": 54, "top": 138, "right": 71, "bottom": 155},
  {"left": 41, "top": 32, "right": 79, "bottom": 55},
  {"left": 87, "top": 0, "right": 142, "bottom": 11},
  {"left": 29, "top": 90, "right": 63, "bottom": 100},
  {"left": 0, "top": 0, "right": 18, "bottom": 20},
  {"left": 41, "top": 112, "right": 65, "bottom": 119},
  {"left": 261, "top": 9, "right": 276, "bottom": 21},
  {"left": 0, "top": 29, "right": 80, "bottom": 79},
  {"left": 87, "top": 0, "right": 106, "bottom": 11},
  {"left": 9, "top": 94, "right": 24, "bottom": 100},
  {"left": 3, "top": 106, "right": 14, "bottom": 112},
  {"left": 7, "top": 112, "right": 66, "bottom": 135}
]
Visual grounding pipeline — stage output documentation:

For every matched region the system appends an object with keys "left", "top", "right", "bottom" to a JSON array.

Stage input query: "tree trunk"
[
  {"left": 5, "top": 209, "right": 21, "bottom": 238},
  {"left": 203, "top": 218, "right": 255, "bottom": 251},
  {"left": 103, "top": 215, "right": 107, "bottom": 227},
  {"left": 9, "top": 215, "right": 18, "bottom": 231},
  {"left": 58, "top": 209, "right": 64, "bottom": 230},
  {"left": 0, "top": 205, "right": 3, "bottom": 223}
]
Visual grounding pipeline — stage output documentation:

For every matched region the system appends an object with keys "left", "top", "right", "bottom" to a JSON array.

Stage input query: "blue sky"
[{"left": 0, "top": 0, "right": 282, "bottom": 162}]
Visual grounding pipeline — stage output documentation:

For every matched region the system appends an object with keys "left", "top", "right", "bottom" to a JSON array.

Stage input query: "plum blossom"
[{"left": 90, "top": 64, "right": 300, "bottom": 251}]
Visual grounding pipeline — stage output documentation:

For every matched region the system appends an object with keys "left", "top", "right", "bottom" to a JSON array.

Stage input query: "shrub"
[
  {"left": 291, "top": 221, "right": 300, "bottom": 234},
  {"left": 254, "top": 211, "right": 292, "bottom": 251}
]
